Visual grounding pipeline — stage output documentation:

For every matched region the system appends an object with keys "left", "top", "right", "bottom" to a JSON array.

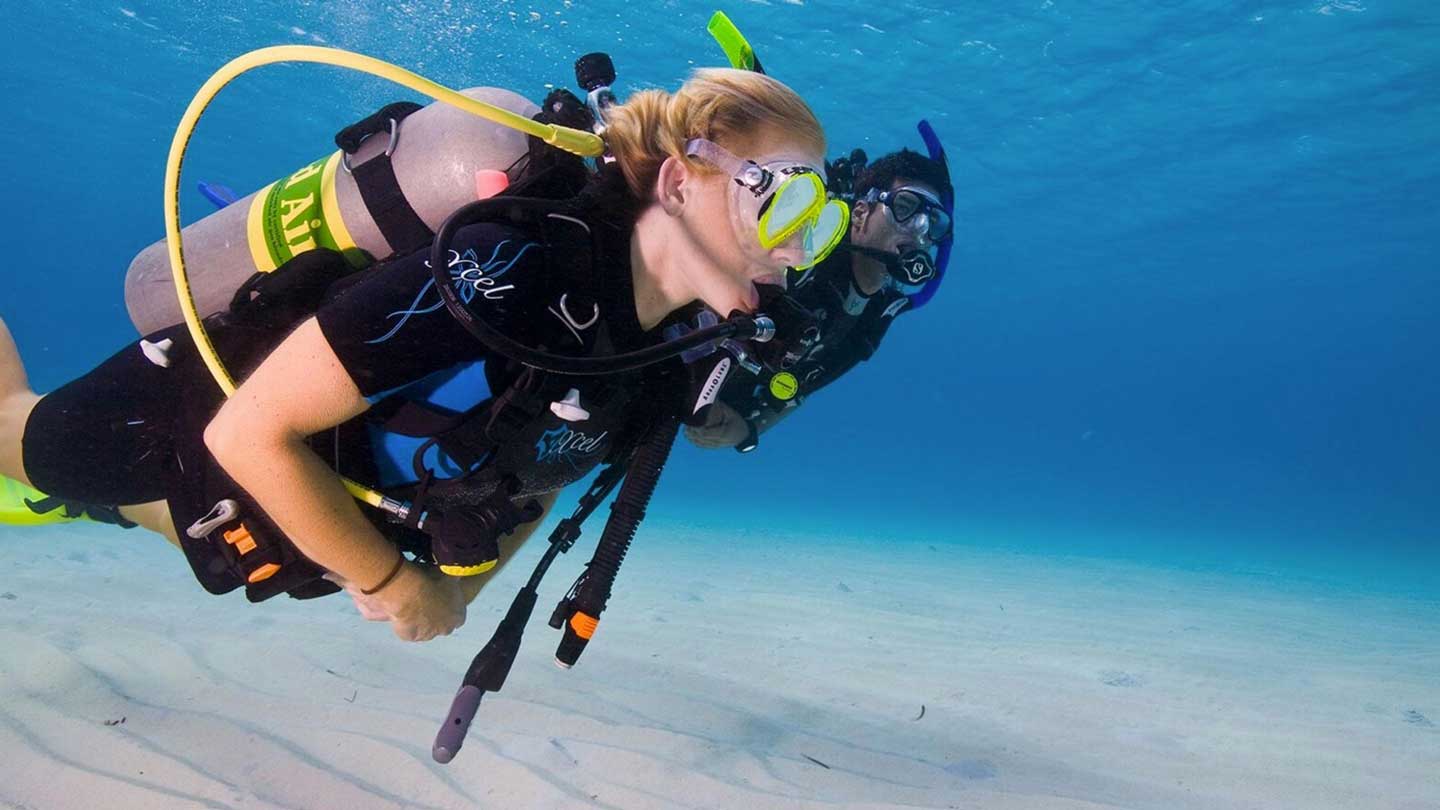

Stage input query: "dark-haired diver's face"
[{"left": 851, "top": 177, "right": 944, "bottom": 257}]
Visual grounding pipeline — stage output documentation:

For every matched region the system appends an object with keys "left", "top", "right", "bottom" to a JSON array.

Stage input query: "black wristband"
[{"left": 361, "top": 554, "right": 407, "bottom": 596}]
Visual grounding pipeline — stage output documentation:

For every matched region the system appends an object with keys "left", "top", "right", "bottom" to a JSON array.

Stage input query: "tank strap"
[{"left": 337, "top": 101, "right": 434, "bottom": 258}]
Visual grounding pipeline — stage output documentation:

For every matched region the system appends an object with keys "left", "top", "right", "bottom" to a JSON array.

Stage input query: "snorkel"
[
  {"left": 707, "top": 11, "right": 766, "bottom": 75},
  {"left": 910, "top": 120, "right": 954, "bottom": 309}
]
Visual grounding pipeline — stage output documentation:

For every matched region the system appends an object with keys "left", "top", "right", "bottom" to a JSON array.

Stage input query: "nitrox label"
[{"left": 246, "top": 153, "right": 360, "bottom": 272}]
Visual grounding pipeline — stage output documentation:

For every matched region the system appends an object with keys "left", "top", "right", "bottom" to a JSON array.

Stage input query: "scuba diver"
[
  {"left": 686, "top": 144, "right": 955, "bottom": 452},
  {"left": 0, "top": 65, "right": 845, "bottom": 651}
]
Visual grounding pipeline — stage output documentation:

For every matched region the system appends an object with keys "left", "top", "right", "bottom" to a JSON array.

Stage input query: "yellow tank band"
[
  {"left": 245, "top": 181, "right": 279, "bottom": 273},
  {"left": 319, "top": 151, "right": 359, "bottom": 259}
]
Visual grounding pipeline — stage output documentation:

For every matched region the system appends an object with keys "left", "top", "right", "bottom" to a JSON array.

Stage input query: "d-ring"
[{"left": 341, "top": 117, "right": 400, "bottom": 173}]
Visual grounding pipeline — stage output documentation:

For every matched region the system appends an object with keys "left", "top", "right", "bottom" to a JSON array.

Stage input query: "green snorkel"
[{"left": 707, "top": 11, "right": 766, "bottom": 74}]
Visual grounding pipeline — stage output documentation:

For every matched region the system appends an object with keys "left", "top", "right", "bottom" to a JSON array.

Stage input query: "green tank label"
[{"left": 248, "top": 154, "right": 359, "bottom": 272}]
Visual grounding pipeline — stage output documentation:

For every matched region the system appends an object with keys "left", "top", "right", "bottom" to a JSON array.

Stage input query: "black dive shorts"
[
  {"left": 21, "top": 323, "right": 212, "bottom": 506},
  {"left": 22, "top": 314, "right": 376, "bottom": 514}
]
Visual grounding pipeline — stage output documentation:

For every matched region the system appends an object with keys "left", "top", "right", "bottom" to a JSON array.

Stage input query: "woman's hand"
[
  {"left": 378, "top": 562, "right": 468, "bottom": 641},
  {"left": 684, "top": 401, "right": 751, "bottom": 449},
  {"left": 332, "top": 562, "right": 468, "bottom": 642}
]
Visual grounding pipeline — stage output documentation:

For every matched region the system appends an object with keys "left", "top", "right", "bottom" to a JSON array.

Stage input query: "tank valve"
[{"left": 574, "top": 53, "right": 617, "bottom": 131}]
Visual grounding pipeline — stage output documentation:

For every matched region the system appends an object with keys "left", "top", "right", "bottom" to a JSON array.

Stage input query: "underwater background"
[{"left": 2, "top": 0, "right": 1436, "bottom": 601}]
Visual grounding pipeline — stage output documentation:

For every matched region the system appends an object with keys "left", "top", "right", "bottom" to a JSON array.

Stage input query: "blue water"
[{"left": 2, "top": 0, "right": 1437, "bottom": 597}]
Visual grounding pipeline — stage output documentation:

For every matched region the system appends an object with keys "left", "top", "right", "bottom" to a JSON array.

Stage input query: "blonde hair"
[{"left": 603, "top": 68, "right": 826, "bottom": 198}]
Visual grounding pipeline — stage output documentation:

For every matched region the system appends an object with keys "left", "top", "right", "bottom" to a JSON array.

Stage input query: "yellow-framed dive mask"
[{"left": 685, "top": 138, "right": 849, "bottom": 271}]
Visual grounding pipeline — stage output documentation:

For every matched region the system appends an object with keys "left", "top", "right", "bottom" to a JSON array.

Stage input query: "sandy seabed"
[{"left": 1, "top": 518, "right": 1436, "bottom": 810}]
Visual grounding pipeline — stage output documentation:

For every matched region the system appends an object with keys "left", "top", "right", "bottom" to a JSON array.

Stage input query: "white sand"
[{"left": 1, "top": 518, "right": 1437, "bottom": 810}]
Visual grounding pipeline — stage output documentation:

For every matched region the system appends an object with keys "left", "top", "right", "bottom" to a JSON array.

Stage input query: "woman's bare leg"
[
  {"left": 117, "top": 502, "right": 182, "bottom": 549},
  {"left": 0, "top": 317, "right": 41, "bottom": 487}
]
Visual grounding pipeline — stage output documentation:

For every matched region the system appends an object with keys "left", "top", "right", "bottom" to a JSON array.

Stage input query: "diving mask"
[
  {"left": 685, "top": 138, "right": 849, "bottom": 271},
  {"left": 867, "top": 185, "right": 953, "bottom": 246}
]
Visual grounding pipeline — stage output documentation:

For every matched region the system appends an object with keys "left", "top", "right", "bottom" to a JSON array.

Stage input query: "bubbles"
[{"left": 1315, "top": 1, "right": 1366, "bottom": 14}]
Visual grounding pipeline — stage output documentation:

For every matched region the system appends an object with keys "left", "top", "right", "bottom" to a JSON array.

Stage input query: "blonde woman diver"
[{"left": 0, "top": 68, "right": 844, "bottom": 642}]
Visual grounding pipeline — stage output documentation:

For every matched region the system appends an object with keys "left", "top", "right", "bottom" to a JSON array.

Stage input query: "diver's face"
[
  {"left": 679, "top": 138, "right": 826, "bottom": 315},
  {"left": 852, "top": 178, "right": 943, "bottom": 256}
]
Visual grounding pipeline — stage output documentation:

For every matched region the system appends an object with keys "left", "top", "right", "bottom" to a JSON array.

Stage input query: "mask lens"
[
  {"left": 792, "top": 200, "right": 849, "bottom": 270},
  {"left": 889, "top": 190, "right": 922, "bottom": 222},
  {"left": 909, "top": 211, "right": 931, "bottom": 240},
  {"left": 888, "top": 188, "right": 953, "bottom": 243},
  {"left": 758, "top": 172, "right": 823, "bottom": 247},
  {"left": 929, "top": 209, "right": 953, "bottom": 243}
]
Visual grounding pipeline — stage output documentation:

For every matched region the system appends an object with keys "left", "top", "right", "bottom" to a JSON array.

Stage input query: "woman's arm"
[{"left": 204, "top": 317, "right": 464, "bottom": 641}]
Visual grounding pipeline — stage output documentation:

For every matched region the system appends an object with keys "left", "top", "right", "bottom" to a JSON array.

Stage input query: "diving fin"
[
  {"left": 0, "top": 475, "right": 76, "bottom": 527},
  {"left": 0, "top": 475, "right": 136, "bottom": 527}
]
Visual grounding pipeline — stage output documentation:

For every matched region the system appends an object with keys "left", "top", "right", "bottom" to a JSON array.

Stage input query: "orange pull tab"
[
  {"left": 569, "top": 612, "right": 599, "bottom": 640},
  {"left": 223, "top": 525, "right": 257, "bottom": 555},
  {"left": 247, "top": 563, "right": 281, "bottom": 583}
]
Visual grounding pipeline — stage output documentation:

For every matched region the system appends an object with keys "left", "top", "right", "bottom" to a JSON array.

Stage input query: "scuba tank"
[{"left": 125, "top": 87, "right": 540, "bottom": 335}]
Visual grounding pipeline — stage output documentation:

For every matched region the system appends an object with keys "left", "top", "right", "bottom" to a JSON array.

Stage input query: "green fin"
[
  {"left": 0, "top": 475, "right": 77, "bottom": 527},
  {"left": 707, "top": 11, "right": 758, "bottom": 72}
]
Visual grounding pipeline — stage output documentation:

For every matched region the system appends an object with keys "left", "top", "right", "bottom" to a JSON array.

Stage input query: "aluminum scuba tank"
[{"left": 125, "top": 87, "right": 540, "bottom": 335}]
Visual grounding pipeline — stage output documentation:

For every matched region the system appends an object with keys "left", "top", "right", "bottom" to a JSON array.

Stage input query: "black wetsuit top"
[
  {"left": 317, "top": 218, "right": 660, "bottom": 501},
  {"left": 321, "top": 221, "right": 641, "bottom": 399},
  {"left": 719, "top": 249, "right": 911, "bottom": 430}
]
